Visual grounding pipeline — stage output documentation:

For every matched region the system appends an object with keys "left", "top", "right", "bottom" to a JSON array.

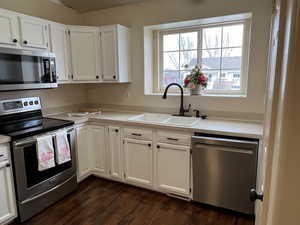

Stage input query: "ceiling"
[{"left": 58, "top": 0, "right": 147, "bottom": 12}]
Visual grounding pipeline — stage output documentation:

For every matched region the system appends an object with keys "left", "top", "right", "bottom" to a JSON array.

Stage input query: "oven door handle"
[{"left": 13, "top": 127, "right": 74, "bottom": 147}]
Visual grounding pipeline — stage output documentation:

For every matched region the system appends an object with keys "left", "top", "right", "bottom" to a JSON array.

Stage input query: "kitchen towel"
[
  {"left": 36, "top": 135, "right": 55, "bottom": 171},
  {"left": 54, "top": 130, "right": 71, "bottom": 165}
]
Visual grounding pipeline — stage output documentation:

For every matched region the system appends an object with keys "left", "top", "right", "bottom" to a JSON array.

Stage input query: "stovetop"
[{"left": 0, "top": 111, "right": 74, "bottom": 140}]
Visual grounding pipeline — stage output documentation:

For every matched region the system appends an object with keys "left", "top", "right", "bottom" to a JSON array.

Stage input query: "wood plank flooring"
[{"left": 12, "top": 176, "right": 255, "bottom": 225}]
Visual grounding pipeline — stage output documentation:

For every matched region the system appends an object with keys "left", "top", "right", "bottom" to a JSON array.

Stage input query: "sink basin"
[
  {"left": 128, "top": 113, "right": 170, "bottom": 124},
  {"left": 128, "top": 113, "right": 199, "bottom": 127},
  {"left": 165, "top": 116, "right": 199, "bottom": 127},
  {"left": 67, "top": 112, "right": 89, "bottom": 117}
]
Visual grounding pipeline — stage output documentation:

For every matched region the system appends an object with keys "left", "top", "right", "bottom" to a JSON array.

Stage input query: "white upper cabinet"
[
  {"left": 69, "top": 26, "right": 100, "bottom": 81},
  {"left": 0, "top": 10, "right": 19, "bottom": 48},
  {"left": 19, "top": 16, "right": 49, "bottom": 50},
  {"left": 100, "top": 25, "right": 131, "bottom": 82},
  {"left": 123, "top": 138, "right": 153, "bottom": 188},
  {"left": 49, "top": 23, "right": 69, "bottom": 81},
  {"left": 107, "top": 126, "right": 123, "bottom": 181},
  {"left": 156, "top": 143, "right": 190, "bottom": 196}
]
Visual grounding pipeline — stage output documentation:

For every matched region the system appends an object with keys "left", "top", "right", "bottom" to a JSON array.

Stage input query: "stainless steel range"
[{"left": 0, "top": 97, "right": 78, "bottom": 222}]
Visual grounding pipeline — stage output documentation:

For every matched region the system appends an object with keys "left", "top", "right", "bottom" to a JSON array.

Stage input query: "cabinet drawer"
[
  {"left": 157, "top": 132, "right": 191, "bottom": 146},
  {"left": 124, "top": 128, "right": 153, "bottom": 141}
]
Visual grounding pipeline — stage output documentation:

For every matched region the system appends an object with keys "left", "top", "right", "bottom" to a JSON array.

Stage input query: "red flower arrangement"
[{"left": 183, "top": 65, "right": 208, "bottom": 90}]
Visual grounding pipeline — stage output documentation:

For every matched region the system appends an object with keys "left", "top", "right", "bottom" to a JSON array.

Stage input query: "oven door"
[
  {"left": 12, "top": 127, "right": 76, "bottom": 202},
  {"left": 0, "top": 47, "right": 57, "bottom": 91}
]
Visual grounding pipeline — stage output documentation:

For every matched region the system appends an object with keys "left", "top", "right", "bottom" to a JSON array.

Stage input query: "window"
[{"left": 155, "top": 19, "right": 250, "bottom": 95}]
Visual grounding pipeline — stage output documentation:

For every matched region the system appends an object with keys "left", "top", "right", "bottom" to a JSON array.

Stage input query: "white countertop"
[
  {"left": 48, "top": 111, "right": 263, "bottom": 139},
  {"left": 0, "top": 135, "right": 11, "bottom": 144}
]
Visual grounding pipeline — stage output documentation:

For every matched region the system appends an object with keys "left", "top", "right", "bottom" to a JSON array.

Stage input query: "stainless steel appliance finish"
[
  {"left": 12, "top": 127, "right": 77, "bottom": 222},
  {"left": 0, "top": 97, "right": 77, "bottom": 222},
  {"left": 0, "top": 47, "right": 57, "bottom": 91},
  {"left": 192, "top": 134, "right": 258, "bottom": 214}
]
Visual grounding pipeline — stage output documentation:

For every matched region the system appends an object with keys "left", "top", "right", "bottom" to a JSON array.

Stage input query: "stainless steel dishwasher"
[{"left": 192, "top": 133, "right": 258, "bottom": 214}]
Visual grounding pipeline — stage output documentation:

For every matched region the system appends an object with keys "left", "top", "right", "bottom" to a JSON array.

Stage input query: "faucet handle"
[{"left": 184, "top": 104, "right": 191, "bottom": 113}]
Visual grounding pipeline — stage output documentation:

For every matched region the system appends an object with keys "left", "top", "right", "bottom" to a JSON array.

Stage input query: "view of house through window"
[{"left": 159, "top": 21, "right": 248, "bottom": 94}]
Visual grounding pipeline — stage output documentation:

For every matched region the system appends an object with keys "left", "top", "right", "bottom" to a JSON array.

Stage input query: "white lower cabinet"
[
  {"left": 156, "top": 143, "right": 190, "bottom": 196},
  {"left": 89, "top": 125, "right": 107, "bottom": 176},
  {"left": 75, "top": 124, "right": 191, "bottom": 199},
  {"left": 107, "top": 126, "right": 123, "bottom": 181},
  {"left": 0, "top": 144, "right": 17, "bottom": 225},
  {"left": 123, "top": 138, "right": 153, "bottom": 187},
  {"left": 76, "top": 125, "right": 92, "bottom": 181}
]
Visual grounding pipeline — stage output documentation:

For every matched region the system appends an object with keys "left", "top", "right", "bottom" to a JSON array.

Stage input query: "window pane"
[
  {"left": 219, "top": 70, "right": 241, "bottom": 90},
  {"left": 222, "top": 24, "right": 244, "bottom": 47},
  {"left": 180, "top": 50, "right": 197, "bottom": 70},
  {"left": 180, "top": 32, "right": 198, "bottom": 50},
  {"left": 202, "top": 27, "right": 222, "bottom": 49},
  {"left": 163, "top": 34, "right": 179, "bottom": 51},
  {"left": 202, "top": 49, "right": 221, "bottom": 70},
  {"left": 163, "top": 71, "right": 180, "bottom": 87},
  {"left": 163, "top": 52, "right": 179, "bottom": 70},
  {"left": 202, "top": 70, "right": 220, "bottom": 90},
  {"left": 222, "top": 47, "right": 242, "bottom": 69}
]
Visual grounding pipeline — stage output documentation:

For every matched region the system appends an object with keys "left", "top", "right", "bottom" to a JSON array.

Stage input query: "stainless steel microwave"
[{"left": 0, "top": 47, "right": 58, "bottom": 91}]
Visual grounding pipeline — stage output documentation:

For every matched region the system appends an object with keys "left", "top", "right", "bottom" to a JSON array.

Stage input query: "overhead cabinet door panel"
[
  {"left": 101, "top": 27, "right": 117, "bottom": 81},
  {"left": 19, "top": 17, "right": 49, "bottom": 49},
  {"left": 0, "top": 12, "right": 19, "bottom": 47},
  {"left": 50, "top": 23, "right": 69, "bottom": 81},
  {"left": 69, "top": 27, "right": 100, "bottom": 81}
]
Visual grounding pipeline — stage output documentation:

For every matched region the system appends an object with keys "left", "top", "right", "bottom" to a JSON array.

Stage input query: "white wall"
[{"left": 83, "top": 0, "right": 272, "bottom": 120}]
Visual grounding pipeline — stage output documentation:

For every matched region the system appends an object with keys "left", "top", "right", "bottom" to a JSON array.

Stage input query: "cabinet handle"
[
  {"left": 113, "top": 75, "right": 116, "bottom": 79},
  {"left": 157, "top": 145, "right": 160, "bottom": 149},
  {"left": 167, "top": 137, "right": 179, "bottom": 141},
  {"left": 96, "top": 75, "right": 99, "bottom": 79},
  {"left": 23, "top": 40, "right": 28, "bottom": 45},
  {"left": 131, "top": 133, "right": 142, "bottom": 136},
  {"left": 12, "top": 38, "right": 18, "bottom": 43},
  {"left": 6, "top": 163, "right": 10, "bottom": 167},
  {"left": 115, "top": 129, "right": 119, "bottom": 133},
  {"left": 148, "top": 143, "right": 151, "bottom": 147}
]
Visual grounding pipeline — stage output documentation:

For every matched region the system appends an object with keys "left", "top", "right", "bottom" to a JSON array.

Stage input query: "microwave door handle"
[{"left": 49, "top": 59, "right": 53, "bottom": 82}]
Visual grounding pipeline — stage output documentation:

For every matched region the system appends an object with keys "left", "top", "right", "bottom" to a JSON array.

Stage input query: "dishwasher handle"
[{"left": 192, "top": 136, "right": 258, "bottom": 150}]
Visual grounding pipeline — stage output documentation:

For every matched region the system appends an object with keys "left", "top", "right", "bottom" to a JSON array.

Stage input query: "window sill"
[{"left": 145, "top": 92, "right": 247, "bottom": 98}]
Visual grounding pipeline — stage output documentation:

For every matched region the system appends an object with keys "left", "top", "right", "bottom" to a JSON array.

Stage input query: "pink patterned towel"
[
  {"left": 36, "top": 135, "right": 55, "bottom": 171},
  {"left": 54, "top": 131, "right": 71, "bottom": 165}
]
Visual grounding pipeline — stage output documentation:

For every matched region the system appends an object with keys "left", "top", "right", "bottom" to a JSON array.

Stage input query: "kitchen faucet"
[{"left": 162, "top": 83, "right": 191, "bottom": 117}]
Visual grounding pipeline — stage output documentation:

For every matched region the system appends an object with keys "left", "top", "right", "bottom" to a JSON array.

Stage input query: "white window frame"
[{"left": 153, "top": 19, "right": 251, "bottom": 96}]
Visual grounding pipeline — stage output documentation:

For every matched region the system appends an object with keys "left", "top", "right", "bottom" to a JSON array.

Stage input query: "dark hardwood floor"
[{"left": 12, "top": 177, "right": 254, "bottom": 225}]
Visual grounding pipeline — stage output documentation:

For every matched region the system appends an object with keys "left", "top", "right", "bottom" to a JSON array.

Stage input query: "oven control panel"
[{"left": 0, "top": 97, "right": 41, "bottom": 115}]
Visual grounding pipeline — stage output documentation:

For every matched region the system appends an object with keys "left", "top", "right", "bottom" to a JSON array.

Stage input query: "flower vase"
[{"left": 191, "top": 85, "right": 205, "bottom": 95}]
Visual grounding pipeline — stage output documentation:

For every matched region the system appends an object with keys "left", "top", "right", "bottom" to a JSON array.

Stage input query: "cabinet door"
[
  {"left": 50, "top": 23, "right": 69, "bottom": 81},
  {"left": 19, "top": 17, "right": 49, "bottom": 49},
  {"left": 0, "top": 12, "right": 19, "bottom": 48},
  {"left": 69, "top": 27, "right": 100, "bottom": 81},
  {"left": 100, "top": 26, "right": 117, "bottom": 81},
  {"left": 89, "top": 125, "right": 107, "bottom": 175},
  {"left": 156, "top": 143, "right": 190, "bottom": 196},
  {"left": 76, "top": 126, "right": 92, "bottom": 181},
  {"left": 123, "top": 139, "right": 153, "bottom": 187},
  {"left": 108, "top": 126, "right": 122, "bottom": 181},
  {"left": 0, "top": 162, "right": 17, "bottom": 224}
]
